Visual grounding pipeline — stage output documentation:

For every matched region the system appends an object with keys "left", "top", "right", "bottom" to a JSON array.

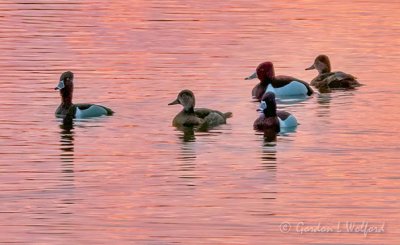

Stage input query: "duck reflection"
[
  {"left": 57, "top": 120, "right": 76, "bottom": 218},
  {"left": 175, "top": 126, "right": 198, "bottom": 186},
  {"left": 176, "top": 127, "right": 196, "bottom": 162},
  {"left": 59, "top": 119, "right": 75, "bottom": 176},
  {"left": 317, "top": 92, "right": 332, "bottom": 106},
  {"left": 258, "top": 136, "right": 277, "bottom": 209},
  {"left": 261, "top": 139, "right": 277, "bottom": 171},
  {"left": 316, "top": 89, "right": 356, "bottom": 117},
  {"left": 263, "top": 129, "right": 278, "bottom": 143},
  {"left": 178, "top": 126, "right": 196, "bottom": 143}
]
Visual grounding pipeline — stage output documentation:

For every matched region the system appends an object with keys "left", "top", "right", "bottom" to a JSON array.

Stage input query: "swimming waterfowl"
[
  {"left": 168, "top": 89, "right": 232, "bottom": 129},
  {"left": 55, "top": 71, "right": 113, "bottom": 119},
  {"left": 245, "top": 61, "right": 313, "bottom": 101},
  {"left": 254, "top": 92, "right": 298, "bottom": 132},
  {"left": 306, "top": 54, "right": 361, "bottom": 91}
]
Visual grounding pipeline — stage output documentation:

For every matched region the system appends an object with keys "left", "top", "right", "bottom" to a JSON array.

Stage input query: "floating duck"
[
  {"left": 168, "top": 89, "right": 232, "bottom": 129},
  {"left": 306, "top": 54, "right": 361, "bottom": 91},
  {"left": 254, "top": 92, "right": 298, "bottom": 133},
  {"left": 245, "top": 61, "right": 313, "bottom": 101},
  {"left": 55, "top": 71, "right": 113, "bottom": 119}
]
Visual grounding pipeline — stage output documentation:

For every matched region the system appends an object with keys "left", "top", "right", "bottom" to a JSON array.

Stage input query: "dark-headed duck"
[
  {"left": 306, "top": 55, "right": 361, "bottom": 91},
  {"left": 245, "top": 61, "right": 313, "bottom": 101},
  {"left": 254, "top": 92, "right": 298, "bottom": 132},
  {"left": 55, "top": 71, "right": 113, "bottom": 119},
  {"left": 168, "top": 89, "right": 232, "bottom": 129}
]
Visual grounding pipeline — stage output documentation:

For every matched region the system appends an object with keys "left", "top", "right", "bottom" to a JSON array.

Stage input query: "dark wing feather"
[
  {"left": 194, "top": 108, "right": 212, "bottom": 119},
  {"left": 276, "top": 110, "right": 291, "bottom": 121}
]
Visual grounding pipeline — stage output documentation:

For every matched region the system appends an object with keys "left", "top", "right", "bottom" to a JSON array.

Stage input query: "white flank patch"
[{"left": 75, "top": 107, "right": 83, "bottom": 119}]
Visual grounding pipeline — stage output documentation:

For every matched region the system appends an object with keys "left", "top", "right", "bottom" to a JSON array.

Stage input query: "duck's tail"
[
  {"left": 224, "top": 112, "right": 233, "bottom": 119},
  {"left": 99, "top": 105, "right": 114, "bottom": 115},
  {"left": 104, "top": 107, "right": 114, "bottom": 116}
]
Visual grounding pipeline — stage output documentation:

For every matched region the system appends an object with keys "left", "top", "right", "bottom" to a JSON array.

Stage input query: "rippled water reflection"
[{"left": 0, "top": 0, "right": 399, "bottom": 244}]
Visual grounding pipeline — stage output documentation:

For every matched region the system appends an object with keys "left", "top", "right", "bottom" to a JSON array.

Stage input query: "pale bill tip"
[
  {"left": 245, "top": 71, "right": 257, "bottom": 80},
  {"left": 55, "top": 80, "right": 65, "bottom": 90}
]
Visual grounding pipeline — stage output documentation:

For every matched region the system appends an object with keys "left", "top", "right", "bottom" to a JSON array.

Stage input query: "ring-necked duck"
[
  {"left": 55, "top": 71, "right": 113, "bottom": 119},
  {"left": 254, "top": 92, "right": 298, "bottom": 132}
]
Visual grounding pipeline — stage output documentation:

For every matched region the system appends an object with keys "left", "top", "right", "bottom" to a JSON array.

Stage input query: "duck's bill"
[
  {"left": 305, "top": 64, "right": 315, "bottom": 70},
  {"left": 258, "top": 101, "right": 267, "bottom": 111},
  {"left": 244, "top": 71, "right": 257, "bottom": 80},
  {"left": 168, "top": 98, "right": 180, "bottom": 105},
  {"left": 54, "top": 80, "right": 65, "bottom": 90}
]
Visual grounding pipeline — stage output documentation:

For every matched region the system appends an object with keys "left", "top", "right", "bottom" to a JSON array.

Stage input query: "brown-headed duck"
[
  {"left": 245, "top": 61, "right": 313, "bottom": 101},
  {"left": 55, "top": 71, "right": 113, "bottom": 119},
  {"left": 306, "top": 54, "right": 361, "bottom": 91},
  {"left": 168, "top": 89, "right": 232, "bottom": 129}
]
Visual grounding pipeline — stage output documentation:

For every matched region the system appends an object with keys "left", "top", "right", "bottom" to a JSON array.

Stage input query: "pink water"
[{"left": 0, "top": 0, "right": 399, "bottom": 244}]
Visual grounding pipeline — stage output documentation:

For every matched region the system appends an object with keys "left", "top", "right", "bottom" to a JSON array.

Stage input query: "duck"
[
  {"left": 305, "top": 54, "right": 361, "bottom": 91},
  {"left": 168, "top": 89, "right": 232, "bottom": 130},
  {"left": 245, "top": 61, "right": 313, "bottom": 101},
  {"left": 254, "top": 92, "right": 298, "bottom": 133},
  {"left": 54, "top": 71, "right": 114, "bottom": 119}
]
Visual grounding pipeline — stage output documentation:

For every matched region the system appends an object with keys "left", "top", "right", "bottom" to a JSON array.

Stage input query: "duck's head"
[
  {"left": 258, "top": 92, "right": 277, "bottom": 116},
  {"left": 168, "top": 89, "right": 195, "bottom": 112},
  {"left": 306, "top": 55, "right": 331, "bottom": 74},
  {"left": 244, "top": 61, "right": 275, "bottom": 81},
  {"left": 55, "top": 71, "right": 74, "bottom": 92},
  {"left": 257, "top": 61, "right": 275, "bottom": 81}
]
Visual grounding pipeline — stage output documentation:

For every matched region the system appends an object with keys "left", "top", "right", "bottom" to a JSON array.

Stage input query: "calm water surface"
[{"left": 0, "top": 0, "right": 399, "bottom": 244}]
